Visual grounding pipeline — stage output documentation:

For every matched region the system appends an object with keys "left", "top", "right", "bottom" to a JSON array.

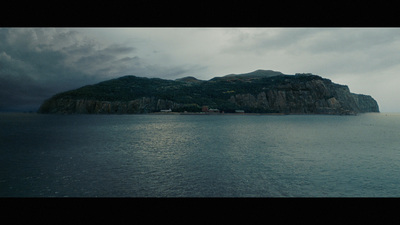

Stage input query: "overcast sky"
[{"left": 1, "top": 27, "right": 399, "bottom": 112}]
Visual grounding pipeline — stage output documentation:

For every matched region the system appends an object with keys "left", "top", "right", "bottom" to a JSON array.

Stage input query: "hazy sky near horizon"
[{"left": 1, "top": 27, "right": 400, "bottom": 112}]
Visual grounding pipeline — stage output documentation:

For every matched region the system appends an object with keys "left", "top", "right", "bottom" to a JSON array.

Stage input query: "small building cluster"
[
  {"left": 202, "top": 106, "right": 245, "bottom": 114},
  {"left": 160, "top": 106, "right": 245, "bottom": 114},
  {"left": 202, "top": 106, "right": 220, "bottom": 113},
  {"left": 160, "top": 108, "right": 172, "bottom": 112}
]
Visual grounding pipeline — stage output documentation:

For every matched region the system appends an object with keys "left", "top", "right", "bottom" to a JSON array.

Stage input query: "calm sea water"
[{"left": 1, "top": 112, "right": 400, "bottom": 197}]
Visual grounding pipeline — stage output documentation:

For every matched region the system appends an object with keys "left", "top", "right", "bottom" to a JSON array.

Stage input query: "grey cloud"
[
  {"left": 100, "top": 44, "right": 136, "bottom": 55},
  {"left": 222, "top": 28, "right": 400, "bottom": 74},
  {"left": 222, "top": 28, "right": 400, "bottom": 56},
  {"left": 301, "top": 29, "right": 400, "bottom": 54},
  {"left": 118, "top": 56, "right": 140, "bottom": 63},
  {"left": 221, "top": 28, "right": 316, "bottom": 54},
  {"left": 300, "top": 29, "right": 400, "bottom": 75},
  {"left": 61, "top": 41, "right": 97, "bottom": 56},
  {"left": 0, "top": 28, "right": 142, "bottom": 111},
  {"left": 0, "top": 28, "right": 202, "bottom": 111},
  {"left": 75, "top": 54, "right": 116, "bottom": 68}
]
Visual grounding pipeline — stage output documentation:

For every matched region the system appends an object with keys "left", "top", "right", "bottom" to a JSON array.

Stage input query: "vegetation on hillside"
[{"left": 48, "top": 70, "right": 330, "bottom": 113}]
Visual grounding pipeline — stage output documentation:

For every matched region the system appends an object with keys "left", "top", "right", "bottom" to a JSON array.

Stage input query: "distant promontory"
[{"left": 38, "top": 70, "right": 379, "bottom": 115}]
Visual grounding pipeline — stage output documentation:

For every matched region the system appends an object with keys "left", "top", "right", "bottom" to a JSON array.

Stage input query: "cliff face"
[
  {"left": 38, "top": 70, "right": 379, "bottom": 115},
  {"left": 226, "top": 77, "right": 379, "bottom": 114}
]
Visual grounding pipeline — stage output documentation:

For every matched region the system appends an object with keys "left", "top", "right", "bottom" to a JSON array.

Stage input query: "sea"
[{"left": 1, "top": 112, "right": 400, "bottom": 197}]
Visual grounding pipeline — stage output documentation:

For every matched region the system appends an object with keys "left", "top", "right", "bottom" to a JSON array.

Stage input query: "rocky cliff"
[{"left": 38, "top": 70, "right": 379, "bottom": 115}]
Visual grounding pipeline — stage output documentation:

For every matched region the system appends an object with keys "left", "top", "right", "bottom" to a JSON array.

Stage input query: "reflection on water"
[{"left": 1, "top": 113, "right": 400, "bottom": 197}]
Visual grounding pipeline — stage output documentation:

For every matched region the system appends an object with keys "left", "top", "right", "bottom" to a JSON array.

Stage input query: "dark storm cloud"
[
  {"left": 0, "top": 28, "right": 205, "bottom": 111},
  {"left": 0, "top": 28, "right": 141, "bottom": 111}
]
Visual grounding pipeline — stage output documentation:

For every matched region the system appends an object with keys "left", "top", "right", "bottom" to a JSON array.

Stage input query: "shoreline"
[
  {"left": 151, "top": 111, "right": 287, "bottom": 116},
  {"left": 3, "top": 111, "right": 383, "bottom": 116},
  {"left": 150, "top": 112, "right": 376, "bottom": 116}
]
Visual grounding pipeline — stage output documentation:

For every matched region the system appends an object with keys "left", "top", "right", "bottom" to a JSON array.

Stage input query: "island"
[{"left": 38, "top": 70, "right": 379, "bottom": 115}]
